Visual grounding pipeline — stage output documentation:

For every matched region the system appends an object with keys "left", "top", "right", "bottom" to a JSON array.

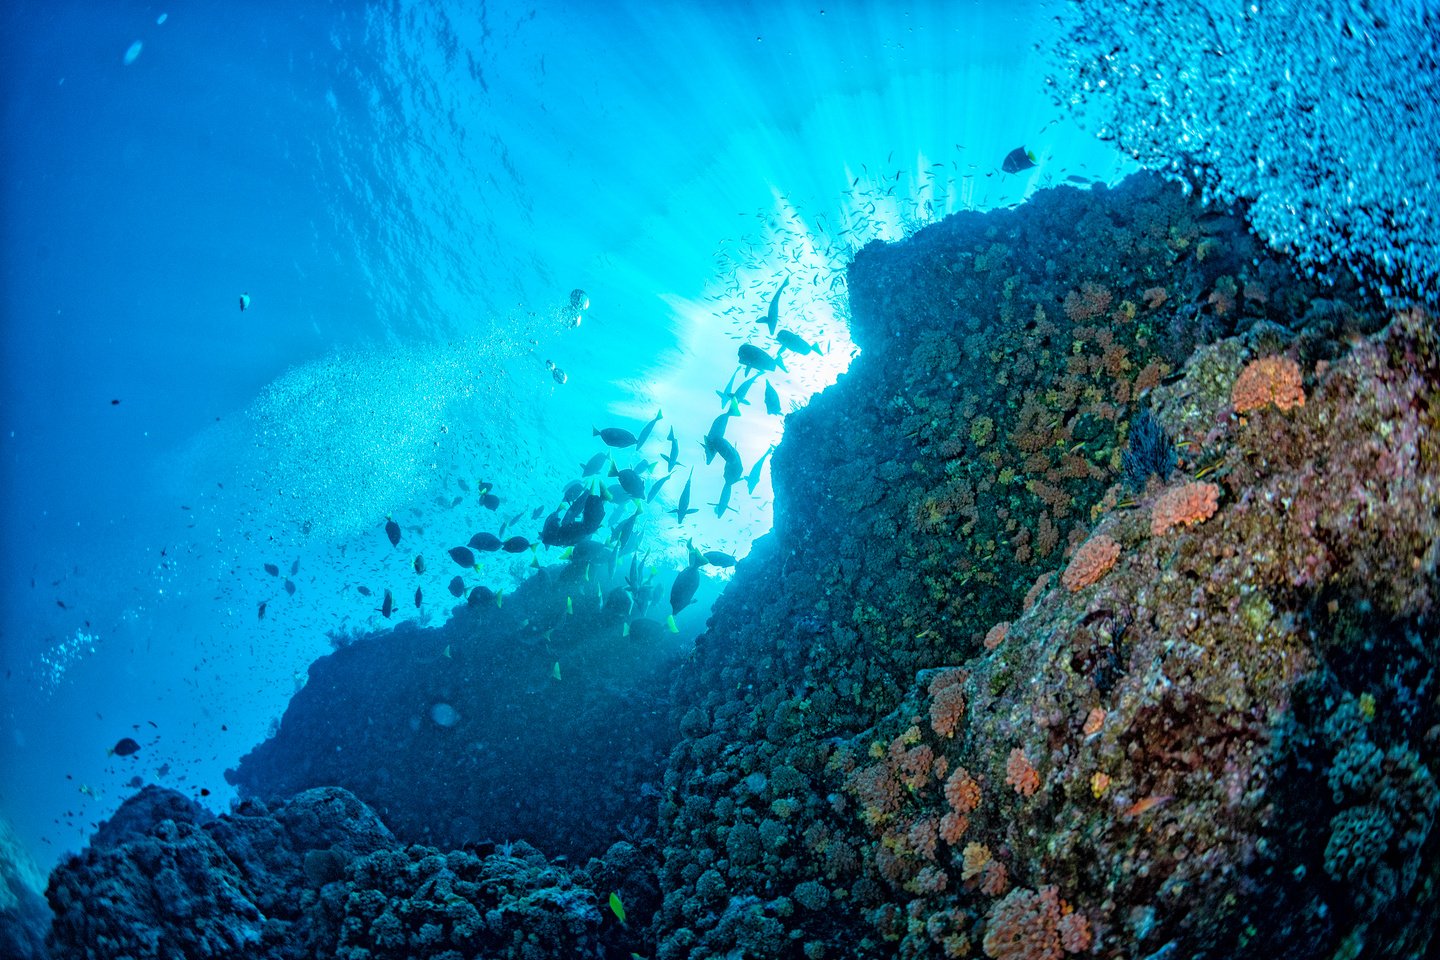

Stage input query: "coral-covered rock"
[
  {"left": 1231, "top": 354, "right": 1306, "bottom": 413},
  {"left": 1149, "top": 480, "right": 1220, "bottom": 536},
  {"left": 1060, "top": 535, "right": 1120, "bottom": 591}
]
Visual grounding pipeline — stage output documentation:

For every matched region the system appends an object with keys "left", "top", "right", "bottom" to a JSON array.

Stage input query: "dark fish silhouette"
[
  {"left": 613, "top": 466, "right": 645, "bottom": 500},
  {"left": 414, "top": 555, "right": 426, "bottom": 574},
  {"left": 635, "top": 409, "right": 663, "bottom": 449},
  {"left": 263, "top": 563, "right": 279, "bottom": 577},
  {"left": 448, "top": 576, "right": 465, "bottom": 597},
  {"left": 357, "top": 586, "right": 372, "bottom": 597},
  {"left": 670, "top": 564, "right": 700, "bottom": 616},
  {"left": 385, "top": 518, "right": 401, "bottom": 547},
  {"left": 468, "top": 532, "right": 503, "bottom": 552},
  {"left": 674, "top": 468, "right": 698, "bottom": 524},
  {"left": 776, "top": 329, "right": 819, "bottom": 355},
  {"left": 759, "top": 276, "right": 789, "bottom": 336},
  {"left": 448, "top": 546, "right": 476, "bottom": 567},
  {"left": 414, "top": 586, "right": 423, "bottom": 608},
  {"left": 1002, "top": 146, "right": 1037, "bottom": 174},
  {"left": 593, "top": 426, "right": 637, "bottom": 448},
  {"left": 662, "top": 428, "right": 683, "bottom": 471},
  {"left": 502, "top": 536, "right": 530, "bottom": 553},
  {"left": 257, "top": 601, "right": 267, "bottom": 620},
  {"left": 764, "top": 380, "right": 781, "bottom": 416},
  {"left": 738, "top": 343, "right": 786, "bottom": 373},
  {"left": 109, "top": 737, "right": 141, "bottom": 757},
  {"left": 380, "top": 589, "right": 394, "bottom": 618},
  {"left": 284, "top": 579, "right": 296, "bottom": 597}
]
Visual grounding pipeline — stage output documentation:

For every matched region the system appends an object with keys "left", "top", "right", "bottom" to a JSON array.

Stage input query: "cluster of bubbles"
[
  {"left": 1048, "top": 0, "right": 1440, "bottom": 303},
  {"left": 36, "top": 629, "right": 98, "bottom": 694}
]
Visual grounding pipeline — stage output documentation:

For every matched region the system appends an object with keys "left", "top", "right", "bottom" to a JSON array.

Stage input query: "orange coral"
[
  {"left": 1063, "top": 282, "right": 1112, "bottom": 322},
  {"left": 1005, "top": 748, "right": 1041, "bottom": 797},
  {"left": 1061, "top": 535, "right": 1120, "bottom": 591},
  {"left": 1231, "top": 354, "right": 1305, "bottom": 413},
  {"left": 983, "top": 887, "right": 1062, "bottom": 960},
  {"left": 980, "top": 860, "right": 1009, "bottom": 897},
  {"left": 984, "top": 621, "right": 1010, "bottom": 651},
  {"left": 930, "top": 683, "right": 968, "bottom": 738},
  {"left": 940, "top": 811, "right": 969, "bottom": 844},
  {"left": 961, "top": 841, "right": 992, "bottom": 880},
  {"left": 945, "top": 766, "right": 983, "bottom": 813},
  {"left": 1081, "top": 707, "right": 1105, "bottom": 737},
  {"left": 908, "top": 816, "right": 940, "bottom": 861},
  {"left": 1142, "top": 285, "right": 1168, "bottom": 309},
  {"left": 1150, "top": 481, "right": 1220, "bottom": 536}
]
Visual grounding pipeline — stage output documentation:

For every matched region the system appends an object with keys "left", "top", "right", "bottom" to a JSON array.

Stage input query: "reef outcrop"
[
  {"left": 651, "top": 173, "right": 1436, "bottom": 960},
  {"left": 44, "top": 785, "right": 649, "bottom": 959}
]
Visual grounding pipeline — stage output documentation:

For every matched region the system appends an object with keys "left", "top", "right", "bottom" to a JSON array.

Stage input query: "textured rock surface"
[{"left": 650, "top": 173, "right": 1434, "bottom": 959}]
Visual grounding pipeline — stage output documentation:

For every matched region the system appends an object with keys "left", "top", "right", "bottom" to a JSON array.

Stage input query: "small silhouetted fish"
[
  {"left": 613, "top": 467, "right": 645, "bottom": 500},
  {"left": 531, "top": 505, "right": 544, "bottom": 520},
  {"left": 126, "top": 775, "right": 143, "bottom": 788},
  {"left": 674, "top": 468, "right": 698, "bottom": 523},
  {"left": 448, "top": 576, "right": 465, "bottom": 597},
  {"left": 703, "top": 550, "right": 737, "bottom": 567},
  {"left": 381, "top": 589, "right": 394, "bottom": 618},
  {"left": 1065, "top": 174, "right": 1091, "bottom": 184},
  {"left": 647, "top": 472, "right": 673, "bottom": 502},
  {"left": 414, "top": 586, "right": 423, "bottom": 608},
  {"left": 110, "top": 399, "right": 121, "bottom": 405},
  {"left": 263, "top": 563, "right": 279, "bottom": 577},
  {"left": 759, "top": 276, "right": 789, "bottom": 336},
  {"left": 468, "top": 532, "right": 503, "bottom": 552},
  {"left": 385, "top": 518, "right": 401, "bottom": 547},
  {"left": 502, "top": 536, "right": 529, "bottom": 553},
  {"left": 449, "top": 546, "right": 476, "bottom": 567},
  {"left": 290, "top": 559, "right": 299, "bottom": 575},
  {"left": 764, "top": 380, "right": 780, "bottom": 415},
  {"left": 581, "top": 452, "right": 609, "bottom": 476},
  {"left": 670, "top": 565, "right": 700, "bottom": 615},
  {"left": 481, "top": 493, "right": 500, "bottom": 510},
  {"left": 662, "top": 427, "right": 683, "bottom": 471},
  {"left": 357, "top": 585, "right": 372, "bottom": 596},
  {"left": 738, "top": 343, "right": 786, "bottom": 373},
  {"left": 635, "top": 409, "right": 663, "bottom": 449},
  {"left": 745, "top": 444, "right": 774, "bottom": 494},
  {"left": 594, "top": 426, "right": 637, "bottom": 448},
  {"left": 284, "top": 579, "right": 296, "bottom": 596},
  {"left": 1002, "top": 146, "right": 1037, "bottom": 174},
  {"left": 776, "top": 329, "right": 819, "bottom": 355},
  {"left": 109, "top": 737, "right": 141, "bottom": 757},
  {"left": 238, "top": 292, "right": 251, "bottom": 312},
  {"left": 468, "top": 585, "right": 495, "bottom": 607},
  {"left": 414, "top": 555, "right": 426, "bottom": 574},
  {"left": 257, "top": 601, "right": 267, "bottom": 620}
]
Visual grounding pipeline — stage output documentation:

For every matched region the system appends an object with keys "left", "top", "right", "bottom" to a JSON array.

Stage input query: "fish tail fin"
[{"left": 666, "top": 614, "right": 679, "bottom": 633}]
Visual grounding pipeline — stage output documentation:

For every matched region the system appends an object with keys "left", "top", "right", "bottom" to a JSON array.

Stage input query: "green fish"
[{"left": 609, "top": 891, "right": 626, "bottom": 924}]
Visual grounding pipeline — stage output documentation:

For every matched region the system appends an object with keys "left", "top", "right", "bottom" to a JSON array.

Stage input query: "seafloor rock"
[
  {"left": 229, "top": 556, "right": 686, "bottom": 861},
  {"left": 44, "top": 785, "right": 645, "bottom": 959},
  {"left": 651, "top": 172, "right": 1432, "bottom": 959},
  {"left": 0, "top": 813, "right": 51, "bottom": 960}
]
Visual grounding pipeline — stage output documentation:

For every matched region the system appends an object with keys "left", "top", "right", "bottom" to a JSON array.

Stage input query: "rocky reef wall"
[{"left": 32, "top": 172, "right": 1438, "bottom": 960}]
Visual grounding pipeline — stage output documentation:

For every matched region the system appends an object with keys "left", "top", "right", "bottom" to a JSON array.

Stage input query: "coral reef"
[
  {"left": 229, "top": 559, "right": 685, "bottom": 861},
  {"left": 43, "top": 785, "right": 648, "bottom": 959},
  {"left": 650, "top": 172, "right": 1430, "bottom": 960},
  {"left": 30, "top": 170, "right": 1436, "bottom": 960}
]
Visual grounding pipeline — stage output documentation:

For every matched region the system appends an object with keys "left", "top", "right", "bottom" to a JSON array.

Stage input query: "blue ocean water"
[{"left": 1, "top": 0, "right": 1124, "bottom": 876}]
